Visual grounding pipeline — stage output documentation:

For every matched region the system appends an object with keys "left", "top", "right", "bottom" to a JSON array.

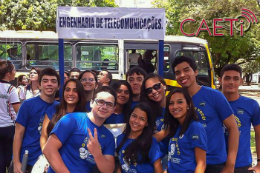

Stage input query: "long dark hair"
[
  {"left": 116, "top": 103, "right": 155, "bottom": 164},
  {"left": 164, "top": 88, "right": 198, "bottom": 138},
  {"left": 140, "top": 73, "right": 166, "bottom": 118},
  {"left": 47, "top": 79, "right": 87, "bottom": 135},
  {"left": 111, "top": 80, "right": 133, "bottom": 121}
]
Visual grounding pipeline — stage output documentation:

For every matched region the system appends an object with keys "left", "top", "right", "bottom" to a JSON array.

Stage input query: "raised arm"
[
  {"left": 87, "top": 128, "right": 115, "bottom": 173},
  {"left": 153, "top": 129, "right": 169, "bottom": 142}
]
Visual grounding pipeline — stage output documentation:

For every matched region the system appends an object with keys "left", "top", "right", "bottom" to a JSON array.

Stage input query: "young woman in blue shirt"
[{"left": 116, "top": 103, "right": 163, "bottom": 173}]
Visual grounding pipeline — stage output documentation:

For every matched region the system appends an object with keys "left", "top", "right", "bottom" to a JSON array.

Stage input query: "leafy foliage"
[
  {"left": 0, "top": 0, "right": 117, "bottom": 31},
  {"left": 153, "top": 0, "right": 260, "bottom": 76}
]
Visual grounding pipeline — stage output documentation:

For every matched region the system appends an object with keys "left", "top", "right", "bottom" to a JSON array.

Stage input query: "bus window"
[
  {"left": 76, "top": 44, "right": 118, "bottom": 71},
  {"left": 0, "top": 43, "right": 22, "bottom": 69},
  {"left": 26, "top": 43, "right": 72, "bottom": 70},
  {"left": 164, "top": 46, "right": 170, "bottom": 72}
]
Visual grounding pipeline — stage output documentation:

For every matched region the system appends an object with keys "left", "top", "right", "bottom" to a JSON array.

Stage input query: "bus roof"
[{"left": 0, "top": 30, "right": 208, "bottom": 45}]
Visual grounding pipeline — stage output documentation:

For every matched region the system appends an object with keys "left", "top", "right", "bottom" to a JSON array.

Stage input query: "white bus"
[{"left": 0, "top": 30, "right": 215, "bottom": 89}]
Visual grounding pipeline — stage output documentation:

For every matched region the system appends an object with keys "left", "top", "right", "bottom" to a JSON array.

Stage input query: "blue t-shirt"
[
  {"left": 192, "top": 86, "right": 233, "bottom": 164},
  {"left": 168, "top": 121, "right": 207, "bottom": 173},
  {"left": 45, "top": 102, "right": 60, "bottom": 120},
  {"left": 16, "top": 96, "right": 58, "bottom": 166},
  {"left": 131, "top": 100, "right": 139, "bottom": 109},
  {"left": 154, "top": 108, "right": 169, "bottom": 157},
  {"left": 224, "top": 96, "right": 260, "bottom": 167},
  {"left": 86, "top": 101, "right": 91, "bottom": 112},
  {"left": 116, "top": 134, "right": 162, "bottom": 173},
  {"left": 104, "top": 113, "right": 125, "bottom": 124},
  {"left": 48, "top": 112, "right": 115, "bottom": 173}
]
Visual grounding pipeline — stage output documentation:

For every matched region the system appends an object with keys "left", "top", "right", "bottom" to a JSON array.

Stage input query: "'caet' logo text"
[{"left": 180, "top": 8, "right": 258, "bottom": 36}]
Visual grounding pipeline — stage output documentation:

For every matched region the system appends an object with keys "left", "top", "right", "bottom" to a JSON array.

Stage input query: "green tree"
[
  {"left": 153, "top": 0, "right": 260, "bottom": 76},
  {"left": 0, "top": 0, "right": 117, "bottom": 31}
]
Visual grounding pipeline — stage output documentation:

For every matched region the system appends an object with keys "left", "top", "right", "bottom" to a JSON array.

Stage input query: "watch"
[{"left": 258, "top": 159, "right": 260, "bottom": 162}]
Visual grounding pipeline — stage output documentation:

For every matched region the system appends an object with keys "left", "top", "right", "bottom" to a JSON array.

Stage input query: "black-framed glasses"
[
  {"left": 80, "top": 78, "right": 95, "bottom": 82},
  {"left": 94, "top": 99, "right": 114, "bottom": 109},
  {"left": 145, "top": 83, "right": 161, "bottom": 95}
]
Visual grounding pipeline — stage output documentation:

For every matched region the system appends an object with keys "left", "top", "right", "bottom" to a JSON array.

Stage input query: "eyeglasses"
[
  {"left": 94, "top": 99, "right": 114, "bottom": 109},
  {"left": 145, "top": 83, "right": 161, "bottom": 95},
  {"left": 80, "top": 78, "right": 95, "bottom": 82}
]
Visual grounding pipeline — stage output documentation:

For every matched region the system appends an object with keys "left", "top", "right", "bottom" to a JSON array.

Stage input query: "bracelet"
[{"left": 258, "top": 159, "right": 260, "bottom": 162}]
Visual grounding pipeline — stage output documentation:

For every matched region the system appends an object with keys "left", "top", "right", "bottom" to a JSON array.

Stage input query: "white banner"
[{"left": 56, "top": 7, "right": 165, "bottom": 40}]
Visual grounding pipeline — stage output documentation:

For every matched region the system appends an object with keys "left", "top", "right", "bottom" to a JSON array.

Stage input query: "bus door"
[{"left": 123, "top": 42, "right": 158, "bottom": 77}]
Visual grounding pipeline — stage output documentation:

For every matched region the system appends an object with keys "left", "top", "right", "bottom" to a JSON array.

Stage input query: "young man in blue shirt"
[
  {"left": 13, "top": 68, "right": 60, "bottom": 173},
  {"left": 219, "top": 64, "right": 260, "bottom": 173},
  {"left": 43, "top": 86, "right": 117, "bottom": 173},
  {"left": 126, "top": 66, "right": 147, "bottom": 108},
  {"left": 172, "top": 56, "right": 239, "bottom": 173}
]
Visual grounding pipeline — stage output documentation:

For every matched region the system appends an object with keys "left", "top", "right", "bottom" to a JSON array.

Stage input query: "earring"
[{"left": 187, "top": 107, "right": 189, "bottom": 110}]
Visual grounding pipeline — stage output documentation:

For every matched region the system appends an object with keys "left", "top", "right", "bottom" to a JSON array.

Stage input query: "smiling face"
[
  {"left": 220, "top": 70, "right": 242, "bottom": 95},
  {"left": 129, "top": 107, "right": 148, "bottom": 134},
  {"left": 64, "top": 81, "right": 79, "bottom": 106},
  {"left": 168, "top": 92, "right": 189, "bottom": 124},
  {"left": 116, "top": 84, "right": 130, "bottom": 105},
  {"left": 91, "top": 92, "right": 115, "bottom": 120},
  {"left": 39, "top": 75, "right": 59, "bottom": 97},
  {"left": 169, "top": 92, "right": 189, "bottom": 124},
  {"left": 127, "top": 73, "right": 144, "bottom": 96},
  {"left": 174, "top": 62, "right": 198, "bottom": 88},
  {"left": 145, "top": 77, "right": 165, "bottom": 104},
  {"left": 80, "top": 72, "right": 96, "bottom": 91}
]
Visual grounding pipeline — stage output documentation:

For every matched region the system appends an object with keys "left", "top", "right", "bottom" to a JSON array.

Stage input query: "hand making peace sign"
[{"left": 87, "top": 128, "right": 102, "bottom": 157}]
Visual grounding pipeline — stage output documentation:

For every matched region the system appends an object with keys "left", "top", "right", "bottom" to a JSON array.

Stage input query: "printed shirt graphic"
[
  {"left": 168, "top": 121, "right": 207, "bottom": 173},
  {"left": 0, "top": 80, "right": 19, "bottom": 127},
  {"left": 16, "top": 96, "right": 58, "bottom": 166},
  {"left": 192, "top": 86, "right": 233, "bottom": 164},
  {"left": 225, "top": 96, "right": 260, "bottom": 167},
  {"left": 116, "top": 134, "right": 162, "bottom": 173},
  {"left": 104, "top": 112, "right": 125, "bottom": 124},
  {"left": 48, "top": 112, "right": 115, "bottom": 173}
]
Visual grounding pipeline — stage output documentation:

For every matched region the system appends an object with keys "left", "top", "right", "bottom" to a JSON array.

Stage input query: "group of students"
[{"left": 0, "top": 55, "right": 259, "bottom": 173}]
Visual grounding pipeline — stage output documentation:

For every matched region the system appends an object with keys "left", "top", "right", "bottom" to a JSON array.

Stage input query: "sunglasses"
[{"left": 145, "top": 83, "right": 161, "bottom": 94}]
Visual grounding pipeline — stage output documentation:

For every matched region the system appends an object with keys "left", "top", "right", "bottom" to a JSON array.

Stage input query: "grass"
[{"left": 251, "top": 130, "right": 256, "bottom": 153}]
